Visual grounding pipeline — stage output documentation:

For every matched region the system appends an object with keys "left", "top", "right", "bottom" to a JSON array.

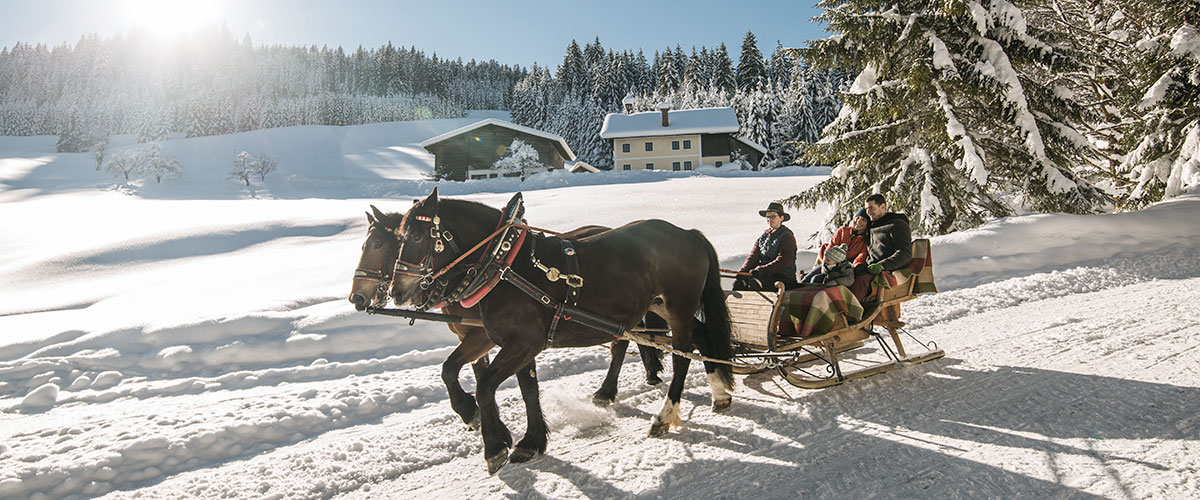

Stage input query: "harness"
[{"left": 396, "top": 193, "right": 626, "bottom": 347}]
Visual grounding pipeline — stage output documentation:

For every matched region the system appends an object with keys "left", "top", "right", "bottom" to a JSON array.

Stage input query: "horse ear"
[
  {"left": 370, "top": 205, "right": 387, "bottom": 223},
  {"left": 425, "top": 187, "right": 439, "bottom": 206},
  {"left": 366, "top": 211, "right": 375, "bottom": 224}
]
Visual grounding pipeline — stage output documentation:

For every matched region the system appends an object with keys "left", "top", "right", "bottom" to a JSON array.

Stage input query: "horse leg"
[
  {"left": 476, "top": 345, "right": 539, "bottom": 475},
  {"left": 640, "top": 313, "right": 668, "bottom": 385},
  {"left": 650, "top": 353, "right": 691, "bottom": 436},
  {"left": 592, "top": 340, "right": 629, "bottom": 406},
  {"left": 441, "top": 328, "right": 494, "bottom": 429},
  {"left": 689, "top": 317, "right": 732, "bottom": 411},
  {"left": 509, "top": 360, "right": 547, "bottom": 464}
]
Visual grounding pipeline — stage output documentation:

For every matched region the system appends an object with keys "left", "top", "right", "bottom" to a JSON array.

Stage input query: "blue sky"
[{"left": 1, "top": 0, "right": 828, "bottom": 68}]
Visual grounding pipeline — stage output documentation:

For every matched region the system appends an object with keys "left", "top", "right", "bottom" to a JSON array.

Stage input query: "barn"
[{"left": 420, "top": 119, "right": 575, "bottom": 181}]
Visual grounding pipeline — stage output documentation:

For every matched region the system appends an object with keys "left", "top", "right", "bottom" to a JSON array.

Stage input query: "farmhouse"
[
  {"left": 420, "top": 119, "right": 575, "bottom": 181},
  {"left": 599, "top": 102, "right": 766, "bottom": 172}
]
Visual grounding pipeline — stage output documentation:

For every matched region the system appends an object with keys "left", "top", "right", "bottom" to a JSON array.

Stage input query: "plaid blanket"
[
  {"left": 871, "top": 238, "right": 938, "bottom": 295},
  {"left": 784, "top": 284, "right": 864, "bottom": 338},
  {"left": 784, "top": 239, "right": 937, "bottom": 338}
]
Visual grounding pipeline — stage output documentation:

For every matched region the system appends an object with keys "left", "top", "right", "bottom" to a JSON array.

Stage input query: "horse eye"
[{"left": 373, "top": 241, "right": 385, "bottom": 250}]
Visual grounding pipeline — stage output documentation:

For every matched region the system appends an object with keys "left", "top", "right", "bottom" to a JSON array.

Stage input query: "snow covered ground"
[{"left": 1, "top": 114, "right": 1198, "bottom": 500}]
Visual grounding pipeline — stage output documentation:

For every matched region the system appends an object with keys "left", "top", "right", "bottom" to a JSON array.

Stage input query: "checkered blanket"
[
  {"left": 784, "top": 284, "right": 864, "bottom": 338},
  {"left": 871, "top": 238, "right": 938, "bottom": 295},
  {"left": 785, "top": 239, "right": 936, "bottom": 338}
]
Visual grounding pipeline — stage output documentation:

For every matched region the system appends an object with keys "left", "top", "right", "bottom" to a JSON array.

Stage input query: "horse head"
[
  {"left": 389, "top": 187, "right": 500, "bottom": 310},
  {"left": 348, "top": 205, "right": 403, "bottom": 311}
]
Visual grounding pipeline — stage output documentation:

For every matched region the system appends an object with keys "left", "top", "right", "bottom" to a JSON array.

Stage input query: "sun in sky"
[{"left": 118, "top": 0, "right": 229, "bottom": 40}]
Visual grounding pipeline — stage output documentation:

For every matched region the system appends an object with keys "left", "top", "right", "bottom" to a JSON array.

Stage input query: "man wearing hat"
[{"left": 736, "top": 202, "right": 799, "bottom": 290}]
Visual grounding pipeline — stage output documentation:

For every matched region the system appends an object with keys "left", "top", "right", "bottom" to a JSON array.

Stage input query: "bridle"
[
  {"left": 392, "top": 195, "right": 587, "bottom": 320},
  {"left": 353, "top": 222, "right": 403, "bottom": 307},
  {"left": 393, "top": 212, "right": 466, "bottom": 311}
]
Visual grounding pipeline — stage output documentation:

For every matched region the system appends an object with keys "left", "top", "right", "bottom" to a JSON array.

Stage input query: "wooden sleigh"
[{"left": 721, "top": 238, "right": 944, "bottom": 389}]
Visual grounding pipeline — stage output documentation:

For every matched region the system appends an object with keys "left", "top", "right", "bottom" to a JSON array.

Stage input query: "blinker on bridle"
[
  {"left": 353, "top": 222, "right": 404, "bottom": 307},
  {"left": 394, "top": 212, "right": 461, "bottom": 306}
]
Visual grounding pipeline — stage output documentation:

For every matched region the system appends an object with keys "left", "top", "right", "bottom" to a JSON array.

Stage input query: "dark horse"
[
  {"left": 389, "top": 189, "right": 733, "bottom": 474},
  {"left": 349, "top": 206, "right": 664, "bottom": 429}
]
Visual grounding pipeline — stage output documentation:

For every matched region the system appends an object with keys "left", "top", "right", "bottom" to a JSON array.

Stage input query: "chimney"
[
  {"left": 657, "top": 101, "right": 672, "bottom": 127},
  {"left": 622, "top": 94, "right": 636, "bottom": 115}
]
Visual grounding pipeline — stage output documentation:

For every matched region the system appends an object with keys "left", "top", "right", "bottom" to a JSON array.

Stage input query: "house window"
[
  {"left": 684, "top": 161, "right": 692, "bottom": 170},
  {"left": 622, "top": 143, "right": 630, "bottom": 153},
  {"left": 622, "top": 164, "right": 631, "bottom": 170},
  {"left": 645, "top": 142, "right": 653, "bottom": 152},
  {"left": 645, "top": 163, "right": 654, "bottom": 170},
  {"left": 672, "top": 140, "right": 680, "bottom": 150},
  {"left": 715, "top": 161, "right": 723, "bottom": 167},
  {"left": 672, "top": 162, "right": 681, "bottom": 171},
  {"left": 683, "top": 140, "right": 692, "bottom": 149}
]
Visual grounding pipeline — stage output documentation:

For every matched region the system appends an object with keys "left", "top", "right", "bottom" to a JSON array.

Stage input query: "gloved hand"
[
  {"left": 854, "top": 263, "right": 868, "bottom": 276},
  {"left": 867, "top": 263, "right": 884, "bottom": 275}
]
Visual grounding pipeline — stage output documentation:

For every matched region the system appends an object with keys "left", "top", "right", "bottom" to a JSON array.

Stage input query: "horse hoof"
[
  {"left": 713, "top": 398, "right": 732, "bottom": 413},
  {"left": 648, "top": 420, "right": 670, "bottom": 437},
  {"left": 509, "top": 446, "right": 540, "bottom": 464},
  {"left": 592, "top": 393, "right": 615, "bottom": 407},
  {"left": 486, "top": 449, "right": 510, "bottom": 475},
  {"left": 645, "top": 376, "right": 663, "bottom": 386}
]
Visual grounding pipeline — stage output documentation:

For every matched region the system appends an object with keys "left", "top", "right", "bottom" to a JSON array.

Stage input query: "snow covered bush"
[
  {"left": 252, "top": 155, "right": 277, "bottom": 181},
  {"left": 102, "top": 143, "right": 181, "bottom": 183},
  {"left": 493, "top": 139, "right": 547, "bottom": 181},
  {"left": 230, "top": 151, "right": 254, "bottom": 186},
  {"left": 230, "top": 151, "right": 279, "bottom": 186}
]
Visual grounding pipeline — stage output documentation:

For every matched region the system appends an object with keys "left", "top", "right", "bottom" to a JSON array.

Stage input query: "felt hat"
[{"left": 758, "top": 202, "right": 790, "bottom": 222}]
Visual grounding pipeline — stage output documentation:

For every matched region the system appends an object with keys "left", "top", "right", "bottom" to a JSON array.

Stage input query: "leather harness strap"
[{"left": 545, "top": 238, "right": 580, "bottom": 347}]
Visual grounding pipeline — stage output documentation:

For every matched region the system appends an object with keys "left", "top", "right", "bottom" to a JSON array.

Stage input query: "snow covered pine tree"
[{"left": 785, "top": 0, "right": 1110, "bottom": 235}]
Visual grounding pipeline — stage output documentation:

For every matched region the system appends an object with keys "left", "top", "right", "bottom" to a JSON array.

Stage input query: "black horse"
[
  {"left": 349, "top": 206, "right": 664, "bottom": 429},
  {"left": 389, "top": 189, "right": 733, "bottom": 474}
]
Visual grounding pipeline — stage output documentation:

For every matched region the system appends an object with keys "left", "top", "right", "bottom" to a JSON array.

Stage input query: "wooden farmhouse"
[
  {"left": 420, "top": 119, "right": 575, "bottom": 181},
  {"left": 599, "top": 102, "right": 766, "bottom": 172}
]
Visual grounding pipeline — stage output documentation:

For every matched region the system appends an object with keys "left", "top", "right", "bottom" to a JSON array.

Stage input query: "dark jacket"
[
  {"left": 823, "top": 260, "right": 855, "bottom": 287},
  {"left": 866, "top": 212, "right": 912, "bottom": 271},
  {"left": 739, "top": 225, "right": 798, "bottom": 279}
]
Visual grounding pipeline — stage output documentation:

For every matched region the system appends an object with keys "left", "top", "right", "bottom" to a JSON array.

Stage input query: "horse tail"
[{"left": 688, "top": 229, "right": 734, "bottom": 389}]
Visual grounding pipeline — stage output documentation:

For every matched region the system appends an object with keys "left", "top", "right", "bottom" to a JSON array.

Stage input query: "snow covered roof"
[
  {"left": 420, "top": 118, "right": 575, "bottom": 161},
  {"left": 736, "top": 135, "right": 768, "bottom": 154},
  {"left": 568, "top": 161, "right": 601, "bottom": 173},
  {"left": 600, "top": 107, "right": 741, "bottom": 139}
]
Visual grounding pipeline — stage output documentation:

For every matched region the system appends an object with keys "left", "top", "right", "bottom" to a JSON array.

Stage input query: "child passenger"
[{"left": 800, "top": 209, "right": 869, "bottom": 285}]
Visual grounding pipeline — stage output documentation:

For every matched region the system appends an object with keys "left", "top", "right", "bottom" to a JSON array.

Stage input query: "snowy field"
[{"left": 1, "top": 114, "right": 1199, "bottom": 500}]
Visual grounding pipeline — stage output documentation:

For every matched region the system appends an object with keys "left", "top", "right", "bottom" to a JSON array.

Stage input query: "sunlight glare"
[{"left": 120, "top": 0, "right": 228, "bottom": 40}]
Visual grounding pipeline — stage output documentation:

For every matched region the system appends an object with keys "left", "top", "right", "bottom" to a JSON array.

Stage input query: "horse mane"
[{"left": 440, "top": 198, "right": 501, "bottom": 222}]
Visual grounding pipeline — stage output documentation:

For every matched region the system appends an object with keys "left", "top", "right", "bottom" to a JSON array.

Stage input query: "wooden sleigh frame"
[{"left": 723, "top": 238, "right": 944, "bottom": 389}]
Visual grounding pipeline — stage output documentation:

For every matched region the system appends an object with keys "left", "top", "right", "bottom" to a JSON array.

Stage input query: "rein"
[{"left": 425, "top": 222, "right": 576, "bottom": 283}]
